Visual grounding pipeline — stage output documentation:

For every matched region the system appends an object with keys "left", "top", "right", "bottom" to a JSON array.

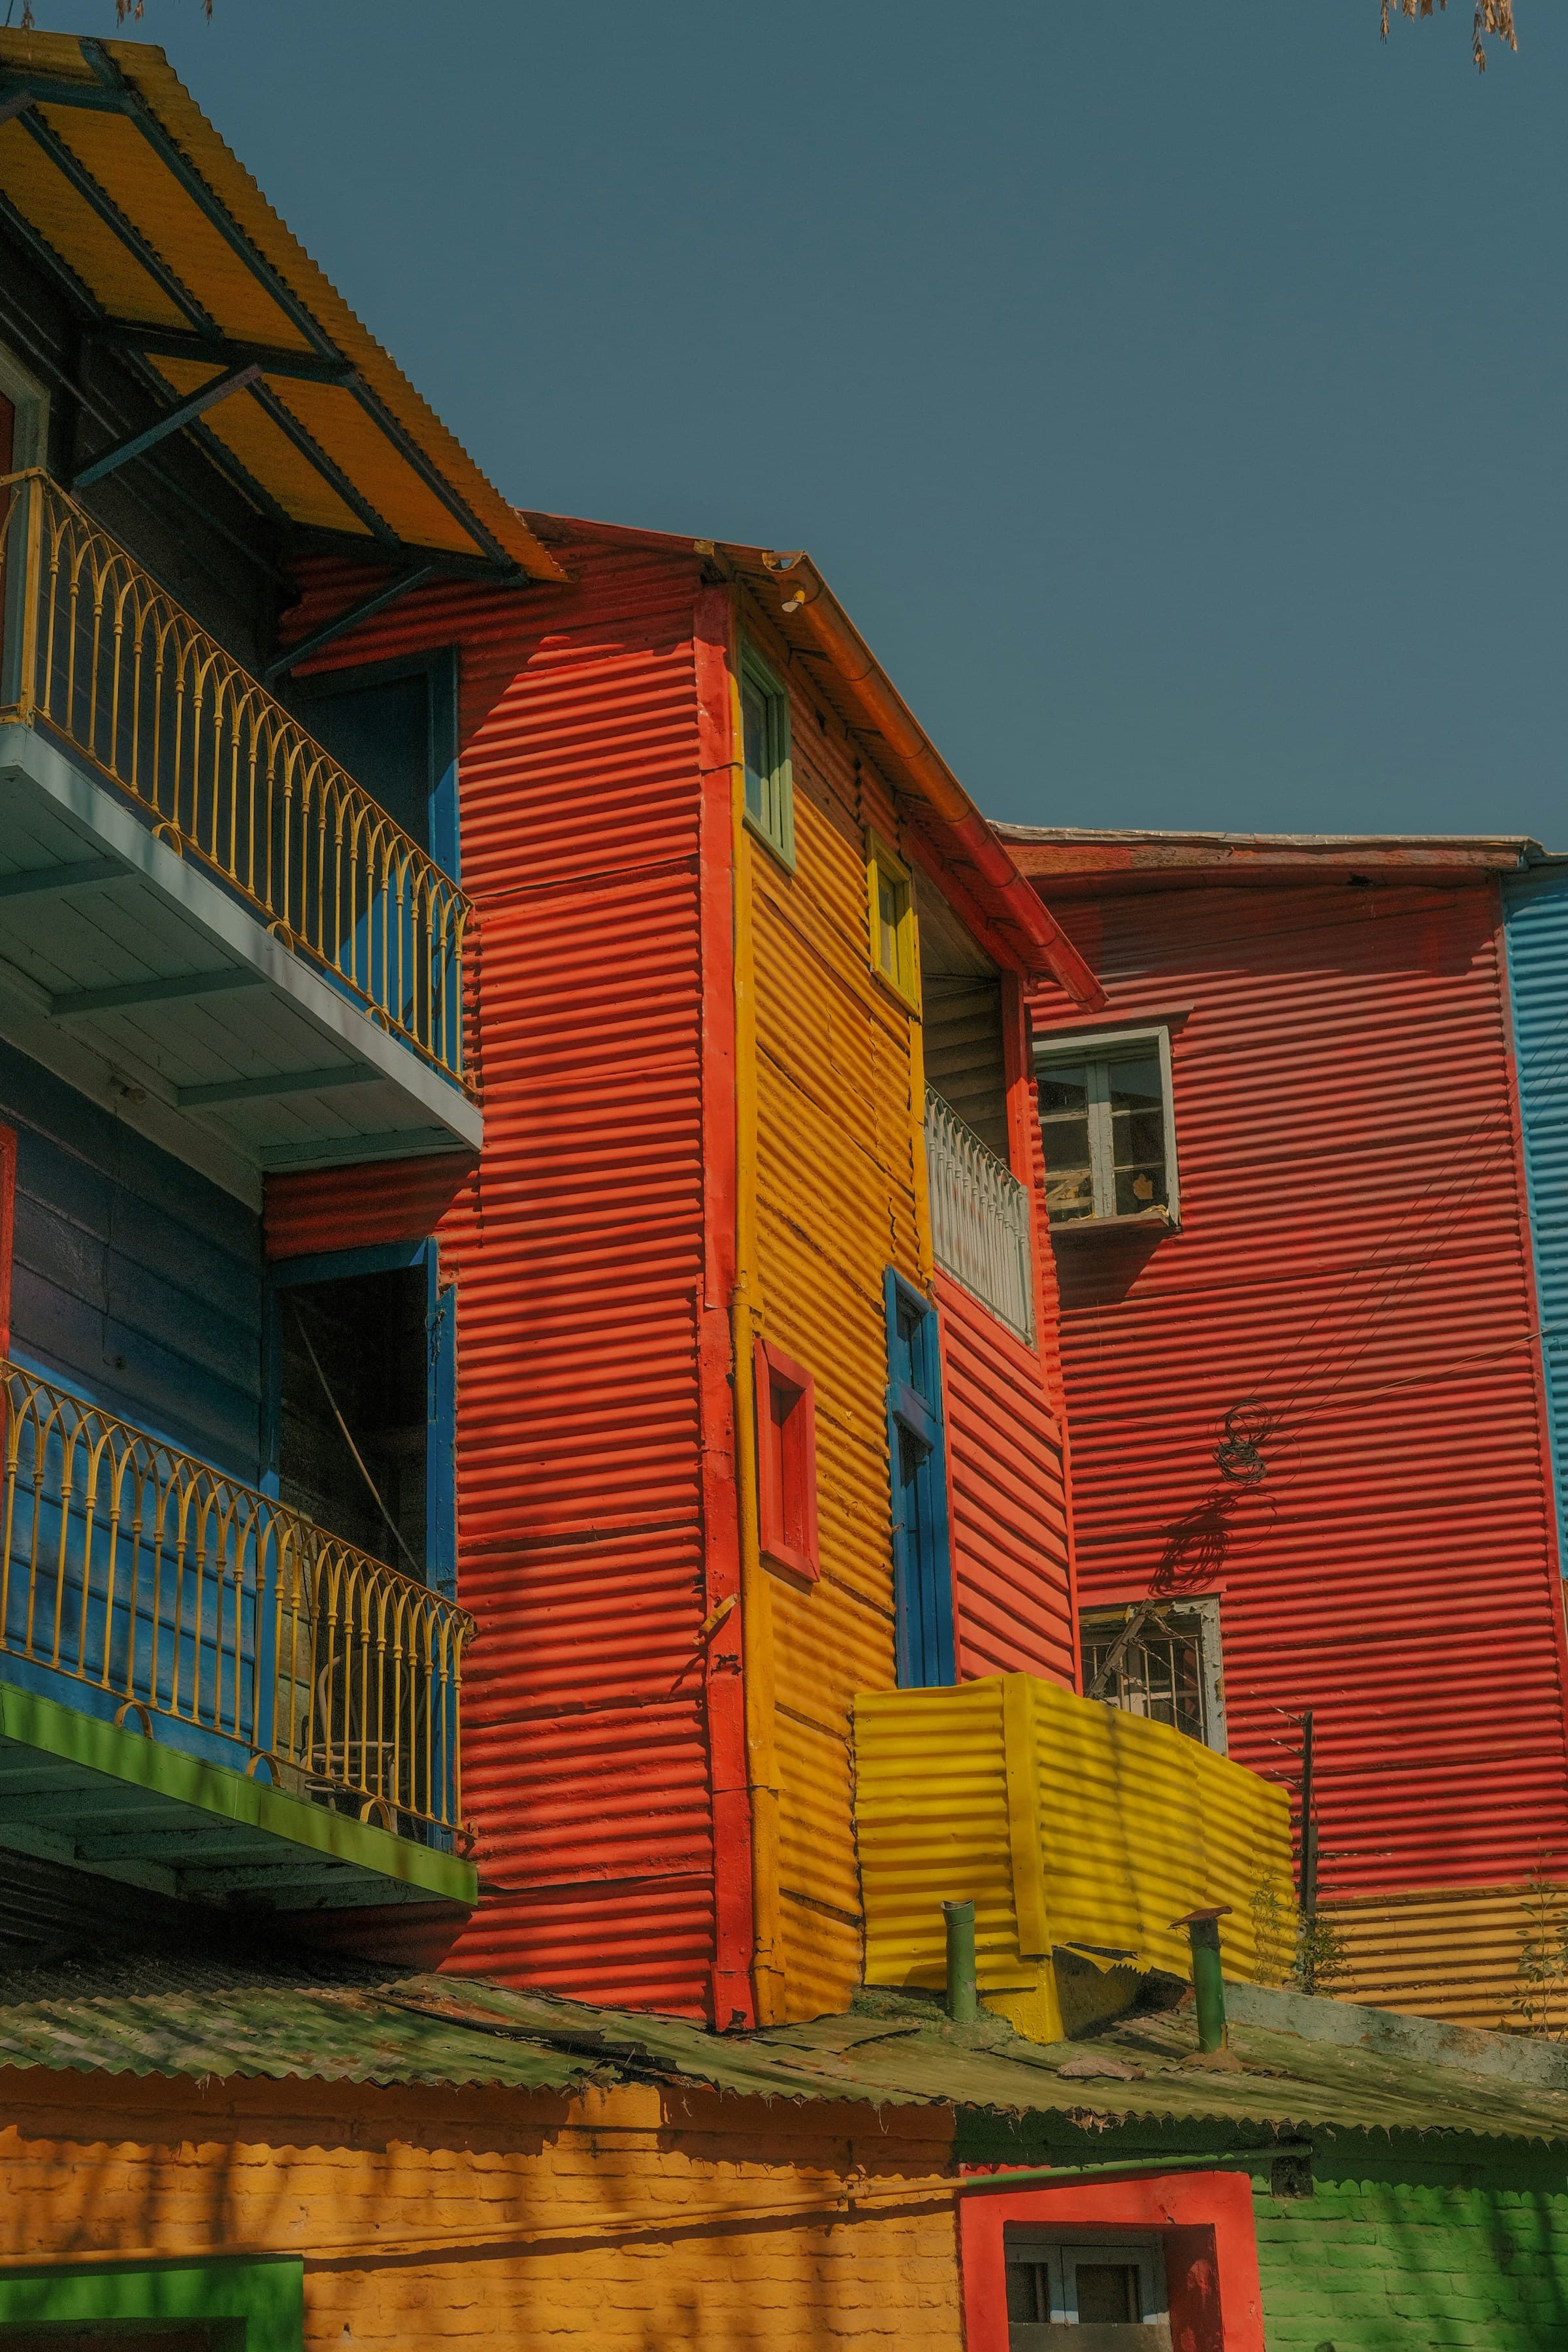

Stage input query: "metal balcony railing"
[
  {"left": 0, "top": 1360, "right": 476, "bottom": 1840},
  {"left": 924, "top": 1086, "right": 1036, "bottom": 1343},
  {"left": 0, "top": 470, "right": 473, "bottom": 1088}
]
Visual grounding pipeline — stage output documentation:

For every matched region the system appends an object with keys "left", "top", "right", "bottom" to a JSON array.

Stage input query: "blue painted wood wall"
[
  {"left": 0, "top": 1039, "right": 263, "bottom": 1480},
  {"left": 1503, "top": 864, "right": 1568, "bottom": 1573}
]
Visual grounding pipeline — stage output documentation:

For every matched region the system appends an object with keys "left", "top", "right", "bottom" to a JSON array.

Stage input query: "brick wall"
[
  {"left": 1, "top": 2073, "right": 964, "bottom": 2352},
  {"left": 1256, "top": 2144, "right": 1568, "bottom": 2350}
]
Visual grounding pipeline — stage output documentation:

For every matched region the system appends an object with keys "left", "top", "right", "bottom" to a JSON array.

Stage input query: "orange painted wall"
[{"left": 0, "top": 2071, "right": 962, "bottom": 2352}]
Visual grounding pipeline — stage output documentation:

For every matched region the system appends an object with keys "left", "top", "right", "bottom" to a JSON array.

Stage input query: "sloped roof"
[
  {"left": 1, "top": 1942, "right": 1564, "bottom": 2148},
  {"left": 0, "top": 31, "right": 562, "bottom": 581}
]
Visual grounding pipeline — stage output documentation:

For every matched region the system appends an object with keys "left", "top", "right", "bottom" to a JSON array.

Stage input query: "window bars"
[
  {"left": 0, "top": 470, "right": 473, "bottom": 1090},
  {"left": 924, "top": 1086, "right": 1036, "bottom": 1343},
  {"left": 0, "top": 1358, "right": 475, "bottom": 1839}
]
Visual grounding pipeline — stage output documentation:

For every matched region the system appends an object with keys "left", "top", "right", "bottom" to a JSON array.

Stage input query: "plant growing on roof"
[
  {"left": 1249, "top": 1871, "right": 1295, "bottom": 1990},
  {"left": 1509, "top": 1869, "right": 1568, "bottom": 2040}
]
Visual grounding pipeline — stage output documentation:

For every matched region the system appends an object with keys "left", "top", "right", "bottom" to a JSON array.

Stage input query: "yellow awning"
[{"left": 0, "top": 31, "right": 563, "bottom": 581}]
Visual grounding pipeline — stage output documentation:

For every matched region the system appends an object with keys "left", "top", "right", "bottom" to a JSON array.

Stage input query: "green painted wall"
[
  {"left": 955, "top": 2115, "right": 1568, "bottom": 2349},
  {"left": 1257, "top": 2137, "right": 1568, "bottom": 2351}
]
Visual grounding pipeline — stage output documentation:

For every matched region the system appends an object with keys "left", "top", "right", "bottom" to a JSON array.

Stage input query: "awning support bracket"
[
  {"left": 73, "top": 363, "right": 263, "bottom": 492},
  {"left": 265, "top": 564, "right": 440, "bottom": 685}
]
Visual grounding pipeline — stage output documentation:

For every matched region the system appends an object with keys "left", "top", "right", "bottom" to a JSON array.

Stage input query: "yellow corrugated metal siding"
[
  {"left": 0, "top": 116, "right": 186, "bottom": 327},
  {"left": 855, "top": 1676, "right": 1295, "bottom": 2010},
  {"left": 747, "top": 627, "right": 926, "bottom": 2021},
  {"left": 1322, "top": 1886, "right": 1541, "bottom": 2030}
]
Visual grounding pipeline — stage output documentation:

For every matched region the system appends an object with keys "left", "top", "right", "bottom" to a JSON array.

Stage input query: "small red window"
[{"left": 755, "top": 1337, "right": 820, "bottom": 1582}]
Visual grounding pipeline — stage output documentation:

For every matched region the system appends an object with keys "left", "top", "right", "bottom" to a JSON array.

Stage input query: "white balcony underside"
[{"left": 0, "top": 721, "right": 482, "bottom": 1208}]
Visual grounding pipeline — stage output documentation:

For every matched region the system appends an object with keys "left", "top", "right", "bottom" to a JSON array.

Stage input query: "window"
[
  {"left": 291, "top": 649, "right": 459, "bottom": 875},
  {"left": 1035, "top": 1026, "right": 1178, "bottom": 1228},
  {"left": 1081, "top": 1599, "right": 1226, "bottom": 1753},
  {"left": 867, "top": 835, "right": 919, "bottom": 1005},
  {"left": 740, "top": 640, "right": 794, "bottom": 865},
  {"left": 1005, "top": 2231, "right": 1169, "bottom": 2343},
  {"left": 885, "top": 1270, "right": 954, "bottom": 1686},
  {"left": 755, "top": 1337, "right": 820, "bottom": 1581},
  {"left": 266, "top": 1238, "right": 457, "bottom": 1595}
]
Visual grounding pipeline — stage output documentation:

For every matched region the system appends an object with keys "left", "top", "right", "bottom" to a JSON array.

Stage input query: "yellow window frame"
[{"left": 866, "top": 832, "right": 920, "bottom": 1009}]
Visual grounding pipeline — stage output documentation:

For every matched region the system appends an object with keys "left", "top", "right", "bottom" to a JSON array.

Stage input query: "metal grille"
[
  {"left": 924, "top": 1086, "right": 1035, "bottom": 1341},
  {"left": 0, "top": 1358, "right": 475, "bottom": 1837},
  {"left": 0, "top": 470, "right": 474, "bottom": 1088},
  {"left": 1082, "top": 1605, "right": 1208, "bottom": 1746}
]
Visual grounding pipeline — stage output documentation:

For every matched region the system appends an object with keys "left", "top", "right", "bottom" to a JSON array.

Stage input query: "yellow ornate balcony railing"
[
  {"left": 0, "top": 470, "right": 473, "bottom": 1089},
  {"left": 0, "top": 1359, "right": 476, "bottom": 1840}
]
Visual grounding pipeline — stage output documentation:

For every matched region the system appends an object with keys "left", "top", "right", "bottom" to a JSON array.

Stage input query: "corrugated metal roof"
[
  {"left": 0, "top": 32, "right": 563, "bottom": 581},
  {"left": 2, "top": 1945, "right": 1566, "bottom": 2146}
]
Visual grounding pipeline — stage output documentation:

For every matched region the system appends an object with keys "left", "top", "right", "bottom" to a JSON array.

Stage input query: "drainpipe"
[
  {"left": 943, "top": 1897, "right": 978, "bottom": 2023},
  {"left": 1172, "top": 1906, "right": 1232, "bottom": 2053}
]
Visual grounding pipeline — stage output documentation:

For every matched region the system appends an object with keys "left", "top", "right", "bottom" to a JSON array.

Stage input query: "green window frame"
[
  {"left": 0, "top": 2258, "right": 303, "bottom": 2352},
  {"left": 740, "top": 642, "right": 794, "bottom": 866}
]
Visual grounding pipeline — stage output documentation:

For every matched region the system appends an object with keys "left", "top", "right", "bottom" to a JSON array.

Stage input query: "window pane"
[
  {"left": 877, "top": 872, "right": 903, "bottom": 977},
  {"left": 1005, "top": 2265, "right": 1042, "bottom": 2325},
  {"left": 1105, "top": 1054, "right": 1162, "bottom": 1109},
  {"left": 1037, "top": 1063, "right": 1088, "bottom": 1115},
  {"left": 1075, "top": 2264, "right": 1140, "bottom": 2324},
  {"left": 1107, "top": 1056, "right": 1166, "bottom": 1216},
  {"left": 742, "top": 680, "right": 769, "bottom": 824}
]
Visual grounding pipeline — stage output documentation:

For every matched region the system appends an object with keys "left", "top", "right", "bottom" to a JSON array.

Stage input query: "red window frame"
[
  {"left": 754, "top": 1337, "right": 820, "bottom": 1582},
  {"left": 958, "top": 2169, "right": 1265, "bottom": 2352}
]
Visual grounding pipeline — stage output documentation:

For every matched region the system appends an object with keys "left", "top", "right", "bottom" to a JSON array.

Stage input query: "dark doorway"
[{"left": 278, "top": 1266, "right": 427, "bottom": 1574}]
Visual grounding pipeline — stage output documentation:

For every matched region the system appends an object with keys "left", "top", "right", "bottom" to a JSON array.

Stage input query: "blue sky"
[{"left": 21, "top": 1, "right": 1568, "bottom": 841}]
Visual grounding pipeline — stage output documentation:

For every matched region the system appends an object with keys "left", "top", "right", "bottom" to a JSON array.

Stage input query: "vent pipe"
[{"left": 942, "top": 1897, "right": 977, "bottom": 2024}]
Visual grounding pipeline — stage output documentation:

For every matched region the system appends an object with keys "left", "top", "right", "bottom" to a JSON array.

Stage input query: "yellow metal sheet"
[
  {"left": 0, "top": 116, "right": 186, "bottom": 327},
  {"left": 37, "top": 103, "right": 308, "bottom": 347},
  {"left": 1324, "top": 1884, "right": 1543, "bottom": 2031},
  {"left": 855, "top": 1675, "right": 1296, "bottom": 1996},
  {"left": 151, "top": 355, "right": 370, "bottom": 536},
  {"left": 0, "top": 33, "right": 566, "bottom": 578}
]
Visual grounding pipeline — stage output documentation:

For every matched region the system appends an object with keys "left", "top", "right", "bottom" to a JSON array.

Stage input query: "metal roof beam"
[
  {"left": 16, "top": 105, "right": 216, "bottom": 336},
  {"left": 77, "top": 40, "right": 339, "bottom": 360},
  {"left": 71, "top": 360, "right": 262, "bottom": 491},
  {"left": 247, "top": 377, "right": 403, "bottom": 552},
  {"left": 263, "top": 562, "right": 438, "bottom": 683},
  {"left": 85, "top": 323, "right": 356, "bottom": 387}
]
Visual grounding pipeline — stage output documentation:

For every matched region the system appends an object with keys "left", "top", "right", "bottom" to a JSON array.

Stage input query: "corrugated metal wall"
[
  {"left": 936, "top": 1270, "right": 1074, "bottom": 1685},
  {"left": 1503, "top": 866, "right": 1568, "bottom": 1572},
  {"left": 855, "top": 1674, "right": 1292, "bottom": 2003},
  {"left": 269, "top": 536, "right": 725, "bottom": 2016},
  {"left": 1028, "top": 874, "right": 1568, "bottom": 2023},
  {"left": 743, "top": 605, "right": 919, "bottom": 2021}
]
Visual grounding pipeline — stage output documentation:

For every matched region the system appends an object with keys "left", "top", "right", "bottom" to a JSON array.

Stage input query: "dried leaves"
[{"left": 1380, "top": 0, "right": 1518, "bottom": 71}]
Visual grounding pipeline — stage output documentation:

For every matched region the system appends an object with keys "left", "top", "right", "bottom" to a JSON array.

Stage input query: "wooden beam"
[
  {"left": 0, "top": 857, "right": 124, "bottom": 900},
  {"left": 49, "top": 968, "right": 264, "bottom": 1019},
  {"left": 178, "top": 1064, "right": 382, "bottom": 1109}
]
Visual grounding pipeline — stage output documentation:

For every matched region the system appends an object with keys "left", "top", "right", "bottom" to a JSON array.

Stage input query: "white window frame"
[
  {"left": 1034, "top": 1022, "right": 1180, "bottom": 1228},
  {"left": 1080, "top": 1595, "right": 1228, "bottom": 1756},
  {"left": 1005, "top": 2229, "right": 1169, "bottom": 2332},
  {"left": 739, "top": 638, "right": 794, "bottom": 869}
]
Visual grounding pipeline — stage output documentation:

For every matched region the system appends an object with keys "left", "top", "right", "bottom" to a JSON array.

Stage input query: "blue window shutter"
[{"left": 884, "top": 1268, "right": 956, "bottom": 1688}]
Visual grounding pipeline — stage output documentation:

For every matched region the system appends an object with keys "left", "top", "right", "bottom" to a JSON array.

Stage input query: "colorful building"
[
  {"left": 1000, "top": 825, "right": 1567, "bottom": 2028},
  {"left": 0, "top": 31, "right": 1297, "bottom": 2053},
  {"left": 3, "top": 1908, "right": 1567, "bottom": 2352}
]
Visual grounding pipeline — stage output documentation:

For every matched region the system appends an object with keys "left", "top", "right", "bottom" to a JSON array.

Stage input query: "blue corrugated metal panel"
[
  {"left": 0, "top": 1039, "right": 263, "bottom": 1476},
  {"left": 1502, "top": 867, "right": 1568, "bottom": 1571}
]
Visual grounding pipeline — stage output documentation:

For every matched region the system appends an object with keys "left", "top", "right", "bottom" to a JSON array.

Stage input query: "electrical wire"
[{"left": 286, "top": 1293, "right": 423, "bottom": 1578}]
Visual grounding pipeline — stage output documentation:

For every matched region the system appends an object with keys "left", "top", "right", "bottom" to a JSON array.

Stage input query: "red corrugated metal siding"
[
  {"left": 936, "top": 1269, "right": 1074, "bottom": 1684},
  {"left": 268, "top": 538, "right": 725, "bottom": 2014},
  {"left": 1028, "top": 878, "right": 1568, "bottom": 1904}
]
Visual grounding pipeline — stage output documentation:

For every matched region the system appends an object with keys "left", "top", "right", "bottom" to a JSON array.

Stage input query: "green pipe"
[
  {"left": 953, "top": 2142, "right": 1309, "bottom": 2194},
  {"left": 1186, "top": 1914, "right": 1228, "bottom": 2053},
  {"left": 942, "top": 1897, "right": 977, "bottom": 2024}
]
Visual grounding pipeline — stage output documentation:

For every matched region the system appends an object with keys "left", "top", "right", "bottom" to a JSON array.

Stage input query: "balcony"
[
  {"left": 924, "top": 1086, "right": 1036, "bottom": 1342},
  {"left": 0, "top": 471, "right": 480, "bottom": 1191},
  {"left": 0, "top": 1358, "right": 478, "bottom": 1911}
]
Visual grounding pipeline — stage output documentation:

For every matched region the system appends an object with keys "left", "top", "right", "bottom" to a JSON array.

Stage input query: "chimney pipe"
[
  {"left": 1171, "top": 1906, "right": 1232, "bottom": 2053},
  {"left": 942, "top": 1898, "right": 978, "bottom": 2023}
]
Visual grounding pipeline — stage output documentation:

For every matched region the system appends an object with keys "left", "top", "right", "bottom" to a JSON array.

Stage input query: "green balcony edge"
[
  {"left": 0, "top": 1682, "right": 477, "bottom": 1910},
  {"left": 0, "top": 2257, "right": 303, "bottom": 2352}
]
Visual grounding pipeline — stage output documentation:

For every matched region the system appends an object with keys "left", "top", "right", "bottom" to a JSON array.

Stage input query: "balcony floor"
[
  {"left": 0, "top": 1679, "right": 477, "bottom": 1913},
  {"left": 0, "top": 720, "right": 481, "bottom": 1206}
]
